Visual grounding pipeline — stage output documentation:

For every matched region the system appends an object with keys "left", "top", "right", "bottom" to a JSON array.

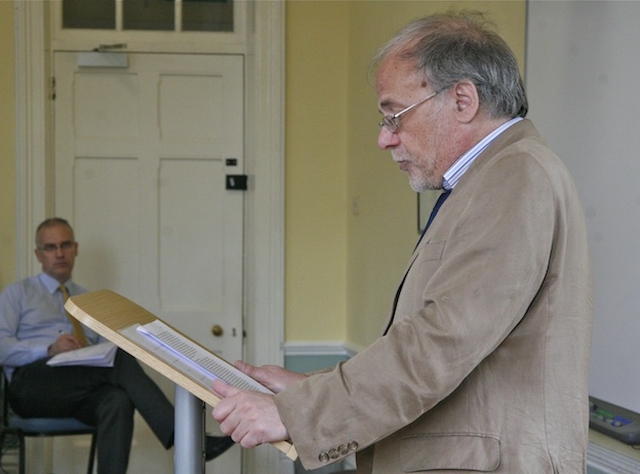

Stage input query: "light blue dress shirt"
[{"left": 0, "top": 273, "right": 101, "bottom": 380}]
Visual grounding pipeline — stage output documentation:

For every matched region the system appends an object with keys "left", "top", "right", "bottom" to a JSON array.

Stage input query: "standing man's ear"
[{"left": 450, "top": 80, "right": 480, "bottom": 123}]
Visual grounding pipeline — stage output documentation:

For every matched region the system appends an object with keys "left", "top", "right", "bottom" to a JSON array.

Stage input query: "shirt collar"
[
  {"left": 38, "top": 272, "right": 71, "bottom": 295},
  {"left": 442, "top": 117, "right": 523, "bottom": 190}
]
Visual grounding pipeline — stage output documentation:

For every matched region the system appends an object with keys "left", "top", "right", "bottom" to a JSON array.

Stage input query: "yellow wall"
[
  {"left": 284, "top": 1, "right": 350, "bottom": 342},
  {"left": 0, "top": 1, "right": 16, "bottom": 289},
  {"left": 0, "top": 1, "right": 526, "bottom": 346}
]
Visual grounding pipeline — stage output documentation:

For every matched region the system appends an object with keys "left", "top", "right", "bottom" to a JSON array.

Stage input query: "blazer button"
[
  {"left": 338, "top": 444, "right": 349, "bottom": 456},
  {"left": 328, "top": 448, "right": 339, "bottom": 459},
  {"left": 348, "top": 440, "right": 359, "bottom": 451},
  {"left": 318, "top": 452, "right": 330, "bottom": 464}
]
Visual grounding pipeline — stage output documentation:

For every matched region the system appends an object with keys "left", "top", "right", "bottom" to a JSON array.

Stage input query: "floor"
[
  {"left": 0, "top": 405, "right": 354, "bottom": 474},
  {"left": 0, "top": 412, "right": 173, "bottom": 474}
]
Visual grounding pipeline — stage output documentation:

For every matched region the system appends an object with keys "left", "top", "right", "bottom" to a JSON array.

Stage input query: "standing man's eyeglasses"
[{"left": 378, "top": 90, "right": 440, "bottom": 133}]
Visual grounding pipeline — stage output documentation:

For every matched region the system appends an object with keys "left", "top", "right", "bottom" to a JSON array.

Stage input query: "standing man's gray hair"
[{"left": 371, "top": 11, "right": 528, "bottom": 119}]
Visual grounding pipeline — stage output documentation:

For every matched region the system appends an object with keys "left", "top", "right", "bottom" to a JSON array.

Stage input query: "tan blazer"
[{"left": 276, "top": 120, "right": 593, "bottom": 473}]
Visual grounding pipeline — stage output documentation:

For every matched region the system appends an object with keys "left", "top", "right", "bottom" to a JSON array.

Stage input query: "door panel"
[
  {"left": 159, "top": 157, "right": 241, "bottom": 350},
  {"left": 53, "top": 51, "right": 244, "bottom": 473}
]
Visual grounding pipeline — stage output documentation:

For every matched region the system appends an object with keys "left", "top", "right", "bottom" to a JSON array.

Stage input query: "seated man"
[{"left": 0, "top": 217, "right": 234, "bottom": 474}]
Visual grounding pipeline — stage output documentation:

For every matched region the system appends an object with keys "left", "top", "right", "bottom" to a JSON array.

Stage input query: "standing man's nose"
[{"left": 378, "top": 126, "right": 401, "bottom": 149}]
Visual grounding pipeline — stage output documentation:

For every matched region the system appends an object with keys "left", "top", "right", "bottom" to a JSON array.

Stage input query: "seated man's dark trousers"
[{"left": 8, "top": 350, "right": 174, "bottom": 474}]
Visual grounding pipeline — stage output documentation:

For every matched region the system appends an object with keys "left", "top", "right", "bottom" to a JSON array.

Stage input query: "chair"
[{"left": 0, "top": 373, "right": 97, "bottom": 474}]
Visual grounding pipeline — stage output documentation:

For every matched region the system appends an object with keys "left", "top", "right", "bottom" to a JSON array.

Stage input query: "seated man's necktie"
[{"left": 59, "top": 284, "right": 89, "bottom": 346}]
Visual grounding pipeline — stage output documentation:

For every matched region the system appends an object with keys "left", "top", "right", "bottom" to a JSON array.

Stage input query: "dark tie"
[
  {"left": 385, "top": 189, "right": 451, "bottom": 335},
  {"left": 59, "top": 284, "right": 89, "bottom": 346},
  {"left": 415, "top": 189, "right": 451, "bottom": 250}
]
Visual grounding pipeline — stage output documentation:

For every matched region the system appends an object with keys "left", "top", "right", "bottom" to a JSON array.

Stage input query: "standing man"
[
  {"left": 0, "top": 218, "right": 234, "bottom": 473},
  {"left": 212, "top": 12, "right": 593, "bottom": 473}
]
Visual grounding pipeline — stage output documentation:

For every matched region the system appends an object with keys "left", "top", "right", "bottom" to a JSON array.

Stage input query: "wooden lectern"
[{"left": 65, "top": 289, "right": 297, "bottom": 473}]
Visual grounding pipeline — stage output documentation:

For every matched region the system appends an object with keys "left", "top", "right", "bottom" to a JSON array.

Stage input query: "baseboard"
[
  {"left": 587, "top": 441, "right": 640, "bottom": 474},
  {"left": 283, "top": 341, "right": 359, "bottom": 373}
]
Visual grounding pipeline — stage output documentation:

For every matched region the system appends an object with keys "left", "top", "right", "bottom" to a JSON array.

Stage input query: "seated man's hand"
[
  {"left": 212, "top": 380, "right": 289, "bottom": 448},
  {"left": 47, "top": 333, "right": 84, "bottom": 356}
]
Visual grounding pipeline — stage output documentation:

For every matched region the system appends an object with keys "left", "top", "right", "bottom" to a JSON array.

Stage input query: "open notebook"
[
  {"left": 65, "top": 289, "right": 297, "bottom": 461},
  {"left": 47, "top": 341, "right": 118, "bottom": 367}
]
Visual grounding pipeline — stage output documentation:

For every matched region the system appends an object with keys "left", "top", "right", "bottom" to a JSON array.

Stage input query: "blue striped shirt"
[{"left": 442, "top": 117, "right": 522, "bottom": 190}]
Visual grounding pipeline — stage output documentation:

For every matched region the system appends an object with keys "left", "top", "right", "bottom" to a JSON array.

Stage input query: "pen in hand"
[{"left": 49, "top": 331, "right": 83, "bottom": 356}]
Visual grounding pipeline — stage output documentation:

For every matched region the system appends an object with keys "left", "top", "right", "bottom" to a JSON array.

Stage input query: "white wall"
[{"left": 526, "top": 0, "right": 640, "bottom": 413}]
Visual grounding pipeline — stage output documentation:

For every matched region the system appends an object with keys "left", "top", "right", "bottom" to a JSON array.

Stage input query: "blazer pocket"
[
  {"left": 401, "top": 433, "right": 500, "bottom": 472},
  {"left": 418, "top": 240, "right": 446, "bottom": 262}
]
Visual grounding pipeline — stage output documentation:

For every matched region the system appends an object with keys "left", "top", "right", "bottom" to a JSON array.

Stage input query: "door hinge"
[
  {"left": 50, "top": 77, "right": 56, "bottom": 101},
  {"left": 226, "top": 175, "right": 248, "bottom": 190}
]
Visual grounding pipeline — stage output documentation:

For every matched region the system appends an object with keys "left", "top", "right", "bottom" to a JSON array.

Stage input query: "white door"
[{"left": 53, "top": 51, "right": 244, "bottom": 473}]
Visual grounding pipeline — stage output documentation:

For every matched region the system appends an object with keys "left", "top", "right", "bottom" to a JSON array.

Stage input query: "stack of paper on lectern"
[
  {"left": 135, "top": 320, "right": 272, "bottom": 394},
  {"left": 64, "top": 289, "right": 297, "bottom": 461}
]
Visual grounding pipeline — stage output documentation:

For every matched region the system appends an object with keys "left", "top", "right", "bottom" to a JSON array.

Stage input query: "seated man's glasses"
[{"left": 38, "top": 241, "right": 76, "bottom": 253}]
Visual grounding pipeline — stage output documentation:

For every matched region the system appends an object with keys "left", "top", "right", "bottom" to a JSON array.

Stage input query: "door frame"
[{"left": 14, "top": 2, "right": 286, "bottom": 473}]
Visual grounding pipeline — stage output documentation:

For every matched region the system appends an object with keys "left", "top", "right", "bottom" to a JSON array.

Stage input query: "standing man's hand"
[
  {"left": 212, "top": 380, "right": 289, "bottom": 448},
  {"left": 233, "top": 360, "right": 307, "bottom": 393}
]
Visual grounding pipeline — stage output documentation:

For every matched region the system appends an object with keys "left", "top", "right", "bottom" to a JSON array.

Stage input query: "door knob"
[{"left": 211, "top": 325, "right": 224, "bottom": 337}]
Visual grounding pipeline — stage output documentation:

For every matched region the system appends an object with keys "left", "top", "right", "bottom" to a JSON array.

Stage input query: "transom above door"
[
  {"left": 62, "top": 0, "right": 234, "bottom": 32},
  {"left": 49, "top": 0, "right": 249, "bottom": 53}
]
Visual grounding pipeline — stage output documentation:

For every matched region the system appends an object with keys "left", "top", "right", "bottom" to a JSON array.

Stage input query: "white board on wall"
[{"left": 526, "top": 0, "right": 640, "bottom": 414}]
